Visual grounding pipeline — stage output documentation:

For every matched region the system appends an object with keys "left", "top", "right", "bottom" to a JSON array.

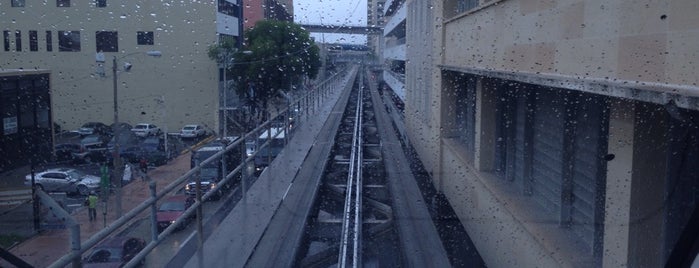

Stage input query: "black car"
[
  {"left": 83, "top": 236, "right": 146, "bottom": 267},
  {"left": 119, "top": 146, "right": 168, "bottom": 166},
  {"left": 73, "top": 134, "right": 111, "bottom": 163},
  {"left": 54, "top": 143, "right": 81, "bottom": 162},
  {"left": 78, "top": 122, "right": 110, "bottom": 137}
]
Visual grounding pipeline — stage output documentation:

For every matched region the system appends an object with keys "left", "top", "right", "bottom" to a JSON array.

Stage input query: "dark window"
[
  {"left": 137, "top": 31, "right": 154, "bottom": 45},
  {"left": 457, "top": 0, "right": 479, "bottom": 13},
  {"left": 96, "top": 0, "right": 106, "bottom": 7},
  {"left": 3, "top": 31, "right": 9, "bottom": 51},
  {"left": 11, "top": 0, "right": 25, "bottom": 7},
  {"left": 57, "top": 0, "right": 70, "bottom": 7},
  {"left": 217, "top": 0, "right": 239, "bottom": 17},
  {"left": 95, "top": 31, "right": 118, "bottom": 52},
  {"left": 58, "top": 31, "right": 80, "bottom": 52},
  {"left": 46, "top": 31, "right": 53, "bottom": 51},
  {"left": 29, "top": 31, "right": 38, "bottom": 51},
  {"left": 15, "top": 30, "right": 22, "bottom": 51}
]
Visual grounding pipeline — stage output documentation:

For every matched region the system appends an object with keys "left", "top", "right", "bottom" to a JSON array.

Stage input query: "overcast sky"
[{"left": 294, "top": 0, "right": 368, "bottom": 45}]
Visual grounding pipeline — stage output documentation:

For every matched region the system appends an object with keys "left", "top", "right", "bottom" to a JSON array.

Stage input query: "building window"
[
  {"left": 46, "top": 31, "right": 53, "bottom": 51},
  {"left": 493, "top": 82, "right": 609, "bottom": 257},
  {"left": 57, "top": 0, "right": 70, "bottom": 7},
  {"left": 457, "top": 0, "right": 479, "bottom": 13},
  {"left": 443, "top": 71, "right": 477, "bottom": 156},
  {"left": 95, "top": 31, "right": 118, "bottom": 52},
  {"left": 58, "top": 31, "right": 81, "bottom": 52},
  {"left": 11, "top": 0, "right": 25, "bottom": 7},
  {"left": 3, "top": 31, "right": 9, "bottom": 51},
  {"left": 29, "top": 31, "right": 38, "bottom": 51},
  {"left": 445, "top": 0, "right": 479, "bottom": 17},
  {"left": 217, "top": 0, "right": 239, "bottom": 17},
  {"left": 15, "top": 30, "right": 22, "bottom": 51},
  {"left": 96, "top": 0, "right": 106, "bottom": 7},
  {"left": 137, "top": 31, "right": 154, "bottom": 45}
]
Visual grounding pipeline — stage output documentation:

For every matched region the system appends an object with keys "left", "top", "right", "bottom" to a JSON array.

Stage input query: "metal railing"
[{"left": 48, "top": 68, "right": 355, "bottom": 268}]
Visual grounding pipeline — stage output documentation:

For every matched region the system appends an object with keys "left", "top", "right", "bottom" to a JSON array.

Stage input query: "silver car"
[{"left": 24, "top": 168, "right": 101, "bottom": 195}]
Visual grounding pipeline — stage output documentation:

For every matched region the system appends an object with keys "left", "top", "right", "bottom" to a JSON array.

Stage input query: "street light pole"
[
  {"left": 111, "top": 51, "right": 161, "bottom": 218},
  {"left": 112, "top": 56, "right": 123, "bottom": 218}
]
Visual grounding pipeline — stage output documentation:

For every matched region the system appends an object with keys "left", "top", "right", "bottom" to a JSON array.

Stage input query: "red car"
[
  {"left": 83, "top": 236, "right": 145, "bottom": 267},
  {"left": 156, "top": 195, "right": 194, "bottom": 232}
]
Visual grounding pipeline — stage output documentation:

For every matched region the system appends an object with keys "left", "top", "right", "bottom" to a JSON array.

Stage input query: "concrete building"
[
  {"left": 403, "top": 0, "right": 699, "bottom": 267},
  {"left": 0, "top": 70, "right": 53, "bottom": 173},
  {"left": 367, "top": 0, "right": 385, "bottom": 52},
  {"left": 243, "top": 0, "right": 293, "bottom": 31},
  {"left": 1, "top": 0, "right": 242, "bottom": 132},
  {"left": 381, "top": 0, "right": 406, "bottom": 103}
]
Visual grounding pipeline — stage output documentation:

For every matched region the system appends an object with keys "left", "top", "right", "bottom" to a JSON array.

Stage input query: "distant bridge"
[{"left": 299, "top": 24, "right": 383, "bottom": 35}]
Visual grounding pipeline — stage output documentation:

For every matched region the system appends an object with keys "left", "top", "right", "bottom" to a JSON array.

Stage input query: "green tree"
[{"left": 231, "top": 20, "right": 321, "bottom": 119}]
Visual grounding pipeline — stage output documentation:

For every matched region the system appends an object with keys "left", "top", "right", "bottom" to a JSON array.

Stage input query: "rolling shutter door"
[
  {"left": 570, "top": 96, "right": 608, "bottom": 253},
  {"left": 531, "top": 91, "right": 565, "bottom": 213},
  {"left": 495, "top": 86, "right": 528, "bottom": 185}
]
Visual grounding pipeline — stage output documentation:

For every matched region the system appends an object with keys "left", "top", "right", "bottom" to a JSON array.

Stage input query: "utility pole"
[{"left": 112, "top": 56, "right": 123, "bottom": 218}]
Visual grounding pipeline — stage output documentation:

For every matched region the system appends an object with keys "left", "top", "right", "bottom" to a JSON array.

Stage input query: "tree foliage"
[{"left": 231, "top": 20, "right": 321, "bottom": 106}]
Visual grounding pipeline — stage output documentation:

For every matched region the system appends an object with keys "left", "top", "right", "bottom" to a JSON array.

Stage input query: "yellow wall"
[{"left": 1, "top": 0, "right": 221, "bottom": 131}]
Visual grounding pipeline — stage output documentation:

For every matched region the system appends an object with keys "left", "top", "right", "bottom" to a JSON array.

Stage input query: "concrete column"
[
  {"left": 603, "top": 100, "right": 635, "bottom": 267},
  {"left": 627, "top": 103, "right": 668, "bottom": 267},
  {"left": 474, "top": 78, "right": 497, "bottom": 172},
  {"left": 603, "top": 100, "right": 669, "bottom": 267}
]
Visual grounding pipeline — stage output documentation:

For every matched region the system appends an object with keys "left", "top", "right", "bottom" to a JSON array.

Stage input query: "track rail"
[{"left": 338, "top": 72, "right": 364, "bottom": 267}]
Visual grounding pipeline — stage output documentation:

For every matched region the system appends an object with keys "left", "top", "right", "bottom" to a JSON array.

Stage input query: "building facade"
[
  {"left": 0, "top": 70, "right": 52, "bottom": 173},
  {"left": 381, "top": 0, "right": 406, "bottom": 103},
  {"left": 1, "top": 0, "right": 242, "bottom": 132},
  {"left": 403, "top": 0, "right": 699, "bottom": 267}
]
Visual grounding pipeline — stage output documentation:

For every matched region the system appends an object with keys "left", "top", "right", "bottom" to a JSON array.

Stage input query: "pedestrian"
[
  {"left": 85, "top": 191, "right": 98, "bottom": 222},
  {"left": 139, "top": 157, "right": 149, "bottom": 181}
]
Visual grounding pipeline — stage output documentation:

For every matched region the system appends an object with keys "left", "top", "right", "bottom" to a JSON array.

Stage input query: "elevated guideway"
[{"left": 183, "top": 66, "right": 359, "bottom": 268}]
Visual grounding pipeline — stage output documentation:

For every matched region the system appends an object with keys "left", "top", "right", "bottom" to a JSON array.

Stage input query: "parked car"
[
  {"left": 131, "top": 123, "right": 160, "bottom": 137},
  {"left": 180, "top": 124, "right": 206, "bottom": 138},
  {"left": 78, "top": 122, "right": 110, "bottom": 136},
  {"left": 156, "top": 195, "right": 194, "bottom": 232},
  {"left": 110, "top": 122, "right": 132, "bottom": 133},
  {"left": 24, "top": 168, "right": 100, "bottom": 195},
  {"left": 83, "top": 236, "right": 146, "bottom": 267},
  {"left": 74, "top": 134, "right": 111, "bottom": 163},
  {"left": 54, "top": 143, "right": 81, "bottom": 162},
  {"left": 107, "top": 131, "right": 139, "bottom": 152},
  {"left": 141, "top": 136, "right": 165, "bottom": 151},
  {"left": 119, "top": 146, "right": 168, "bottom": 166}
]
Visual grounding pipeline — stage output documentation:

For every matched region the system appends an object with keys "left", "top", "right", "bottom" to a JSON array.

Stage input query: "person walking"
[
  {"left": 86, "top": 191, "right": 98, "bottom": 221},
  {"left": 139, "top": 157, "right": 149, "bottom": 181}
]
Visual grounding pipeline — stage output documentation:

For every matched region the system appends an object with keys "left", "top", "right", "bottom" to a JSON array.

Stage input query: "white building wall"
[{"left": 1, "top": 0, "right": 233, "bottom": 132}]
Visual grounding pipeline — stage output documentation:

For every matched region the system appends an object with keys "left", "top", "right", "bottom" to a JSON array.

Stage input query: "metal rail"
[
  {"left": 48, "top": 68, "right": 352, "bottom": 268},
  {"left": 338, "top": 72, "right": 364, "bottom": 268}
]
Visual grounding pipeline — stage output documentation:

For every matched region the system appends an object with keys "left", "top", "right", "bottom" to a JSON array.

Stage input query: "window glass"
[
  {"left": 29, "top": 31, "right": 38, "bottom": 51},
  {"left": 136, "top": 31, "right": 154, "bottom": 45},
  {"left": 2, "top": 31, "right": 9, "bottom": 51},
  {"left": 46, "top": 31, "right": 53, "bottom": 51},
  {"left": 14, "top": 30, "right": 21, "bottom": 51},
  {"left": 95, "top": 31, "right": 118, "bottom": 52},
  {"left": 56, "top": 0, "right": 70, "bottom": 7},
  {"left": 11, "top": 0, "right": 25, "bottom": 7},
  {"left": 58, "top": 31, "right": 80, "bottom": 52}
]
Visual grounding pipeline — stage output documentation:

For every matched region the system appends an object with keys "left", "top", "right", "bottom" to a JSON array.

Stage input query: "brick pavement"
[{"left": 1, "top": 152, "right": 192, "bottom": 268}]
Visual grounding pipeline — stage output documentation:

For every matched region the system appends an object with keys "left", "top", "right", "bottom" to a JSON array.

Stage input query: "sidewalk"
[{"left": 0, "top": 152, "right": 192, "bottom": 268}]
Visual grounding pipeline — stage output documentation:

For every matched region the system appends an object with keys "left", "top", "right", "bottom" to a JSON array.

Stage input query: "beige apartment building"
[
  {"left": 1, "top": 0, "right": 243, "bottom": 132},
  {"left": 402, "top": 0, "right": 699, "bottom": 267}
]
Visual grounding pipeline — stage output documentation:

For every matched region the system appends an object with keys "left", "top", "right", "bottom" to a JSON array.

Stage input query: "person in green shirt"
[{"left": 86, "top": 192, "right": 98, "bottom": 221}]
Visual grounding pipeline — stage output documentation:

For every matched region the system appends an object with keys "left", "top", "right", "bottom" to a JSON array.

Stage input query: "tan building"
[
  {"left": 404, "top": 0, "right": 699, "bottom": 267},
  {"left": 1, "top": 0, "right": 242, "bottom": 132}
]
